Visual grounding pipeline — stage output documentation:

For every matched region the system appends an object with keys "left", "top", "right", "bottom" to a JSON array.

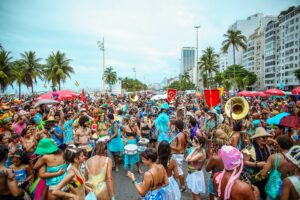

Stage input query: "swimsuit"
[
  {"left": 86, "top": 158, "right": 108, "bottom": 196},
  {"left": 46, "top": 163, "right": 68, "bottom": 189}
]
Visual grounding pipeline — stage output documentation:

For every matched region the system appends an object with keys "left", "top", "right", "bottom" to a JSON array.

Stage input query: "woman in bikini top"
[
  {"left": 52, "top": 146, "right": 86, "bottom": 200},
  {"left": 128, "top": 148, "right": 169, "bottom": 199}
]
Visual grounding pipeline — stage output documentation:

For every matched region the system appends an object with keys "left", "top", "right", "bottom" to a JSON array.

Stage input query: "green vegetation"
[
  {"left": 222, "top": 65, "right": 257, "bottom": 90},
  {"left": 45, "top": 51, "right": 74, "bottom": 90},
  {"left": 103, "top": 66, "right": 117, "bottom": 92},
  {"left": 166, "top": 72, "right": 195, "bottom": 90},
  {"left": 198, "top": 47, "right": 219, "bottom": 88},
  {"left": 0, "top": 47, "right": 75, "bottom": 95},
  {"left": 295, "top": 69, "right": 300, "bottom": 82},
  {"left": 222, "top": 30, "right": 247, "bottom": 65},
  {"left": 121, "top": 77, "right": 147, "bottom": 91}
]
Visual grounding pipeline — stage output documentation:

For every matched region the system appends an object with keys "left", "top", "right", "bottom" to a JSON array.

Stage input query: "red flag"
[
  {"left": 81, "top": 89, "right": 87, "bottom": 104},
  {"left": 167, "top": 88, "right": 177, "bottom": 103},
  {"left": 204, "top": 89, "right": 220, "bottom": 108}
]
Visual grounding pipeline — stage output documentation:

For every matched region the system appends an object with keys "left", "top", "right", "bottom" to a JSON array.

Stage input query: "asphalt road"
[{"left": 112, "top": 162, "right": 210, "bottom": 200}]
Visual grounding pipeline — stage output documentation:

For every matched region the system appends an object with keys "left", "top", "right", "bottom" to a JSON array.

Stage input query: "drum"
[
  {"left": 124, "top": 144, "right": 138, "bottom": 155},
  {"left": 97, "top": 136, "right": 110, "bottom": 142},
  {"left": 138, "top": 138, "right": 149, "bottom": 152},
  {"left": 138, "top": 138, "right": 149, "bottom": 146}
]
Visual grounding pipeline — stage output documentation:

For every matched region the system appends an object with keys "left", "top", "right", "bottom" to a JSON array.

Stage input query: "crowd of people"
[{"left": 0, "top": 91, "right": 299, "bottom": 200}]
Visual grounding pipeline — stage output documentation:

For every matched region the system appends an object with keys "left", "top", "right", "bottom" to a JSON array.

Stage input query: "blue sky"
[{"left": 0, "top": 0, "right": 298, "bottom": 93}]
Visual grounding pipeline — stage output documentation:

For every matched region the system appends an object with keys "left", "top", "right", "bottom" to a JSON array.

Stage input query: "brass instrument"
[
  {"left": 225, "top": 97, "right": 249, "bottom": 120},
  {"left": 130, "top": 93, "right": 138, "bottom": 102}
]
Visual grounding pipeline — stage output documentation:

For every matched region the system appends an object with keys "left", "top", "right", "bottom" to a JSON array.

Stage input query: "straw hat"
[
  {"left": 251, "top": 127, "right": 271, "bottom": 139},
  {"left": 46, "top": 116, "right": 57, "bottom": 123}
]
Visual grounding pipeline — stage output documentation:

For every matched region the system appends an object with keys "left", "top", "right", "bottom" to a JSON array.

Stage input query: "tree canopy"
[{"left": 121, "top": 77, "right": 147, "bottom": 91}]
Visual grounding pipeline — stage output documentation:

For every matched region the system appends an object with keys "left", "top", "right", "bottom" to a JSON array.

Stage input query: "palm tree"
[
  {"left": 201, "top": 72, "right": 208, "bottom": 89},
  {"left": 198, "top": 47, "right": 219, "bottom": 88},
  {"left": 222, "top": 78, "right": 233, "bottom": 91},
  {"left": 12, "top": 61, "right": 26, "bottom": 98},
  {"left": 45, "top": 51, "right": 74, "bottom": 90},
  {"left": 181, "top": 71, "right": 191, "bottom": 82},
  {"left": 294, "top": 69, "right": 300, "bottom": 82},
  {"left": 20, "top": 51, "right": 43, "bottom": 94},
  {"left": 103, "top": 66, "right": 117, "bottom": 92},
  {"left": 214, "top": 71, "right": 224, "bottom": 87},
  {"left": 222, "top": 30, "right": 247, "bottom": 65},
  {"left": 0, "top": 49, "right": 14, "bottom": 92}
]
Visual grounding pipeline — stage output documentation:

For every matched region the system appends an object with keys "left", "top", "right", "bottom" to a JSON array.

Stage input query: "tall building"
[
  {"left": 264, "top": 6, "right": 300, "bottom": 90},
  {"left": 243, "top": 25, "right": 272, "bottom": 90},
  {"left": 218, "top": 52, "right": 229, "bottom": 72},
  {"left": 227, "top": 14, "right": 276, "bottom": 67},
  {"left": 180, "top": 47, "right": 196, "bottom": 74}
]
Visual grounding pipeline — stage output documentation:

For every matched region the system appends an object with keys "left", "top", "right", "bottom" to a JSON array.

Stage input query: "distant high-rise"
[
  {"left": 226, "top": 14, "right": 275, "bottom": 66},
  {"left": 180, "top": 47, "right": 196, "bottom": 74},
  {"left": 264, "top": 6, "right": 300, "bottom": 90}
]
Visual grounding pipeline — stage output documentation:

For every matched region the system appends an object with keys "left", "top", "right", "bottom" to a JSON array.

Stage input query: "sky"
[{"left": 0, "top": 0, "right": 298, "bottom": 93}]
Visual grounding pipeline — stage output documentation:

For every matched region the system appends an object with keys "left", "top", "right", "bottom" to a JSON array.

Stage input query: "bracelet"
[
  {"left": 132, "top": 180, "right": 137, "bottom": 184},
  {"left": 255, "top": 162, "right": 258, "bottom": 168}
]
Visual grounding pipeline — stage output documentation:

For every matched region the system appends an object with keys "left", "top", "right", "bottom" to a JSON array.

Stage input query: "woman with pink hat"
[{"left": 213, "top": 145, "right": 259, "bottom": 200}]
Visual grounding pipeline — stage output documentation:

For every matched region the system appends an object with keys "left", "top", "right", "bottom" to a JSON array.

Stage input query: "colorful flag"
[
  {"left": 81, "top": 89, "right": 87, "bottom": 104},
  {"left": 204, "top": 89, "right": 220, "bottom": 108},
  {"left": 75, "top": 80, "right": 80, "bottom": 87},
  {"left": 167, "top": 88, "right": 177, "bottom": 103}
]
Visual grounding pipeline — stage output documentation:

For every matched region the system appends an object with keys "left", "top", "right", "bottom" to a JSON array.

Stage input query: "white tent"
[{"left": 150, "top": 94, "right": 167, "bottom": 100}]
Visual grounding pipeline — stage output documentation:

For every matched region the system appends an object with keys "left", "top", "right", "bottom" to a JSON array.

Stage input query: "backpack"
[{"left": 265, "top": 153, "right": 282, "bottom": 199}]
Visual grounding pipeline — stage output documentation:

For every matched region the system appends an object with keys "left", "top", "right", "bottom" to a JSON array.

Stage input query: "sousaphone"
[
  {"left": 130, "top": 92, "right": 138, "bottom": 102},
  {"left": 225, "top": 97, "right": 249, "bottom": 120}
]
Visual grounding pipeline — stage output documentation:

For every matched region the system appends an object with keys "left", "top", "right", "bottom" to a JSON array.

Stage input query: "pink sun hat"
[{"left": 218, "top": 145, "right": 243, "bottom": 170}]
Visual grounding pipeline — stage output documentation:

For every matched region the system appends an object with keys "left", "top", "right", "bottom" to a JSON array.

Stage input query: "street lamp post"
[
  {"left": 133, "top": 67, "right": 136, "bottom": 80},
  {"left": 194, "top": 26, "right": 200, "bottom": 91},
  {"left": 97, "top": 38, "right": 106, "bottom": 93}
]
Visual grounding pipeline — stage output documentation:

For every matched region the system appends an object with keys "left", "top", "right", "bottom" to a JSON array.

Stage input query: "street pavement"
[{"left": 112, "top": 162, "right": 210, "bottom": 200}]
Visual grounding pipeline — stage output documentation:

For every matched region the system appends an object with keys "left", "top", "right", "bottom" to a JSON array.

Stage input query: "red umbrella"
[
  {"left": 253, "top": 91, "right": 270, "bottom": 98},
  {"left": 265, "top": 88, "right": 285, "bottom": 96},
  {"left": 291, "top": 86, "right": 300, "bottom": 95},
  {"left": 280, "top": 115, "right": 300, "bottom": 129},
  {"left": 37, "top": 90, "right": 78, "bottom": 101},
  {"left": 237, "top": 90, "right": 255, "bottom": 97}
]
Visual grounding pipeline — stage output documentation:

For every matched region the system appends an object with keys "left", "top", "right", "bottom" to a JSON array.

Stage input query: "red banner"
[
  {"left": 167, "top": 88, "right": 177, "bottom": 103},
  {"left": 81, "top": 89, "right": 87, "bottom": 104},
  {"left": 204, "top": 89, "right": 220, "bottom": 108}
]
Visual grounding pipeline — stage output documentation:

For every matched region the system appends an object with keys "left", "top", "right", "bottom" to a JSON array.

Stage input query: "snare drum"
[
  {"left": 138, "top": 138, "right": 149, "bottom": 152},
  {"left": 138, "top": 138, "right": 149, "bottom": 146},
  {"left": 124, "top": 144, "right": 138, "bottom": 155}
]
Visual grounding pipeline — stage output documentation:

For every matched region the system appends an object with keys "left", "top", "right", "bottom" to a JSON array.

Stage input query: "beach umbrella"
[
  {"left": 265, "top": 88, "right": 285, "bottom": 96},
  {"left": 34, "top": 99, "right": 59, "bottom": 108},
  {"left": 280, "top": 115, "right": 300, "bottom": 129},
  {"left": 254, "top": 91, "right": 270, "bottom": 98},
  {"left": 237, "top": 91, "right": 256, "bottom": 97},
  {"left": 291, "top": 86, "right": 300, "bottom": 95},
  {"left": 37, "top": 90, "right": 78, "bottom": 101},
  {"left": 266, "top": 112, "right": 290, "bottom": 125}
]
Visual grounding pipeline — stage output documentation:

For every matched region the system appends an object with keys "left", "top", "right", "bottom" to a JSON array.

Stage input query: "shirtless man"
[
  {"left": 213, "top": 145, "right": 259, "bottom": 200},
  {"left": 0, "top": 144, "right": 23, "bottom": 200},
  {"left": 230, "top": 121, "right": 243, "bottom": 150},
  {"left": 75, "top": 116, "right": 92, "bottom": 153},
  {"left": 170, "top": 119, "right": 187, "bottom": 191}
]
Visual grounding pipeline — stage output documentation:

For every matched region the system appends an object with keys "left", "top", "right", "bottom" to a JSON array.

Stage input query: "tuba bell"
[
  {"left": 225, "top": 97, "right": 249, "bottom": 120},
  {"left": 130, "top": 93, "right": 139, "bottom": 102}
]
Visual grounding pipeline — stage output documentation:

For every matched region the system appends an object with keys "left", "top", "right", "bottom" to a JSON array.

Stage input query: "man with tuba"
[{"left": 224, "top": 97, "right": 250, "bottom": 150}]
